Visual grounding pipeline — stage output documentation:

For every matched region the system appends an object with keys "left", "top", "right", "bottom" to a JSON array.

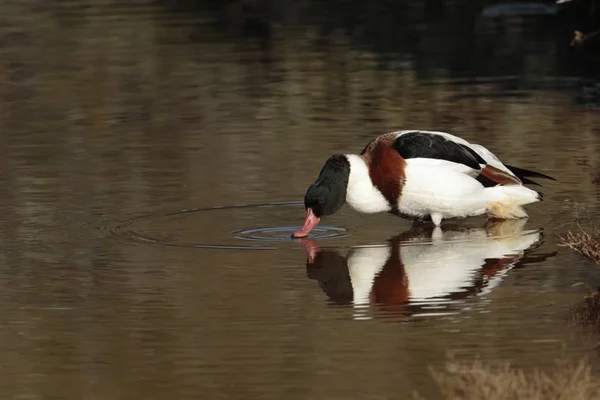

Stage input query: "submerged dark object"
[
  {"left": 571, "top": 28, "right": 600, "bottom": 48},
  {"left": 557, "top": 0, "right": 600, "bottom": 50}
]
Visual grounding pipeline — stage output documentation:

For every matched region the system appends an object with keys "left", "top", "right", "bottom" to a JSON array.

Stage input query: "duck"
[{"left": 293, "top": 130, "right": 556, "bottom": 238}]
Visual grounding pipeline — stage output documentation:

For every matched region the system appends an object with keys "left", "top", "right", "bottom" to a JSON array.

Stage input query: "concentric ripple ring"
[
  {"left": 108, "top": 201, "right": 350, "bottom": 250},
  {"left": 232, "top": 225, "right": 348, "bottom": 242}
]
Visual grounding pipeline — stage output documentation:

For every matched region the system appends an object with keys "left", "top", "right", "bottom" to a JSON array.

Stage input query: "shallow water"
[{"left": 2, "top": 0, "right": 600, "bottom": 399}]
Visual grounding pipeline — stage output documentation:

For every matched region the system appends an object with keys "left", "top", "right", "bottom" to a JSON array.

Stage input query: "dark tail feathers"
[{"left": 505, "top": 164, "right": 557, "bottom": 187}]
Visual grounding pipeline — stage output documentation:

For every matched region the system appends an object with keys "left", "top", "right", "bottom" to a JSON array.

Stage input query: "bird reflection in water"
[{"left": 299, "top": 220, "right": 555, "bottom": 320}]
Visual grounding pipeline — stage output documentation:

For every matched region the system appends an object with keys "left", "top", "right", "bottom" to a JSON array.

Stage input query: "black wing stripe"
[
  {"left": 504, "top": 164, "right": 557, "bottom": 181},
  {"left": 391, "top": 131, "right": 482, "bottom": 170},
  {"left": 520, "top": 177, "right": 542, "bottom": 186},
  {"left": 460, "top": 144, "right": 486, "bottom": 165}
]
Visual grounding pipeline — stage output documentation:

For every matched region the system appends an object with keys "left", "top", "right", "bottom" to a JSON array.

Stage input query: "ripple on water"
[
  {"left": 109, "top": 201, "right": 350, "bottom": 250},
  {"left": 232, "top": 225, "right": 348, "bottom": 242}
]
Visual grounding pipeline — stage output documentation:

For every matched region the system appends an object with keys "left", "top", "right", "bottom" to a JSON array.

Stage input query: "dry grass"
[
  {"left": 426, "top": 358, "right": 600, "bottom": 400},
  {"left": 559, "top": 223, "right": 600, "bottom": 329},
  {"left": 559, "top": 224, "right": 600, "bottom": 265}
]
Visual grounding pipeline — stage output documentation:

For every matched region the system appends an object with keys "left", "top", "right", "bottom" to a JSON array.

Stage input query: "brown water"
[{"left": 2, "top": 0, "right": 600, "bottom": 399}]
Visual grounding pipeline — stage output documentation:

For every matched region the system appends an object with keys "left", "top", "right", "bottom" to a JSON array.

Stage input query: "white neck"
[{"left": 345, "top": 154, "right": 391, "bottom": 214}]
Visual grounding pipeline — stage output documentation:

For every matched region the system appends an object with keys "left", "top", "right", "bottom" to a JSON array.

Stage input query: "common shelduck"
[{"left": 293, "top": 130, "right": 555, "bottom": 238}]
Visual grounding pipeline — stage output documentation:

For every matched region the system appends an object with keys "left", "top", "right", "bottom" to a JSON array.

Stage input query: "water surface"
[{"left": 1, "top": 1, "right": 600, "bottom": 399}]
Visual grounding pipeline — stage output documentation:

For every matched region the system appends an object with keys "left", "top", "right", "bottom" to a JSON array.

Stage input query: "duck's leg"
[{"left": 431, "top": 212, "right": 443, "bottom": 227}]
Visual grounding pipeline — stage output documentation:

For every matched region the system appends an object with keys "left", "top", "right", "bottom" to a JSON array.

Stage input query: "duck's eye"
[{"left": 318, "top": 197, "right": 325, "bottom": 204}]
